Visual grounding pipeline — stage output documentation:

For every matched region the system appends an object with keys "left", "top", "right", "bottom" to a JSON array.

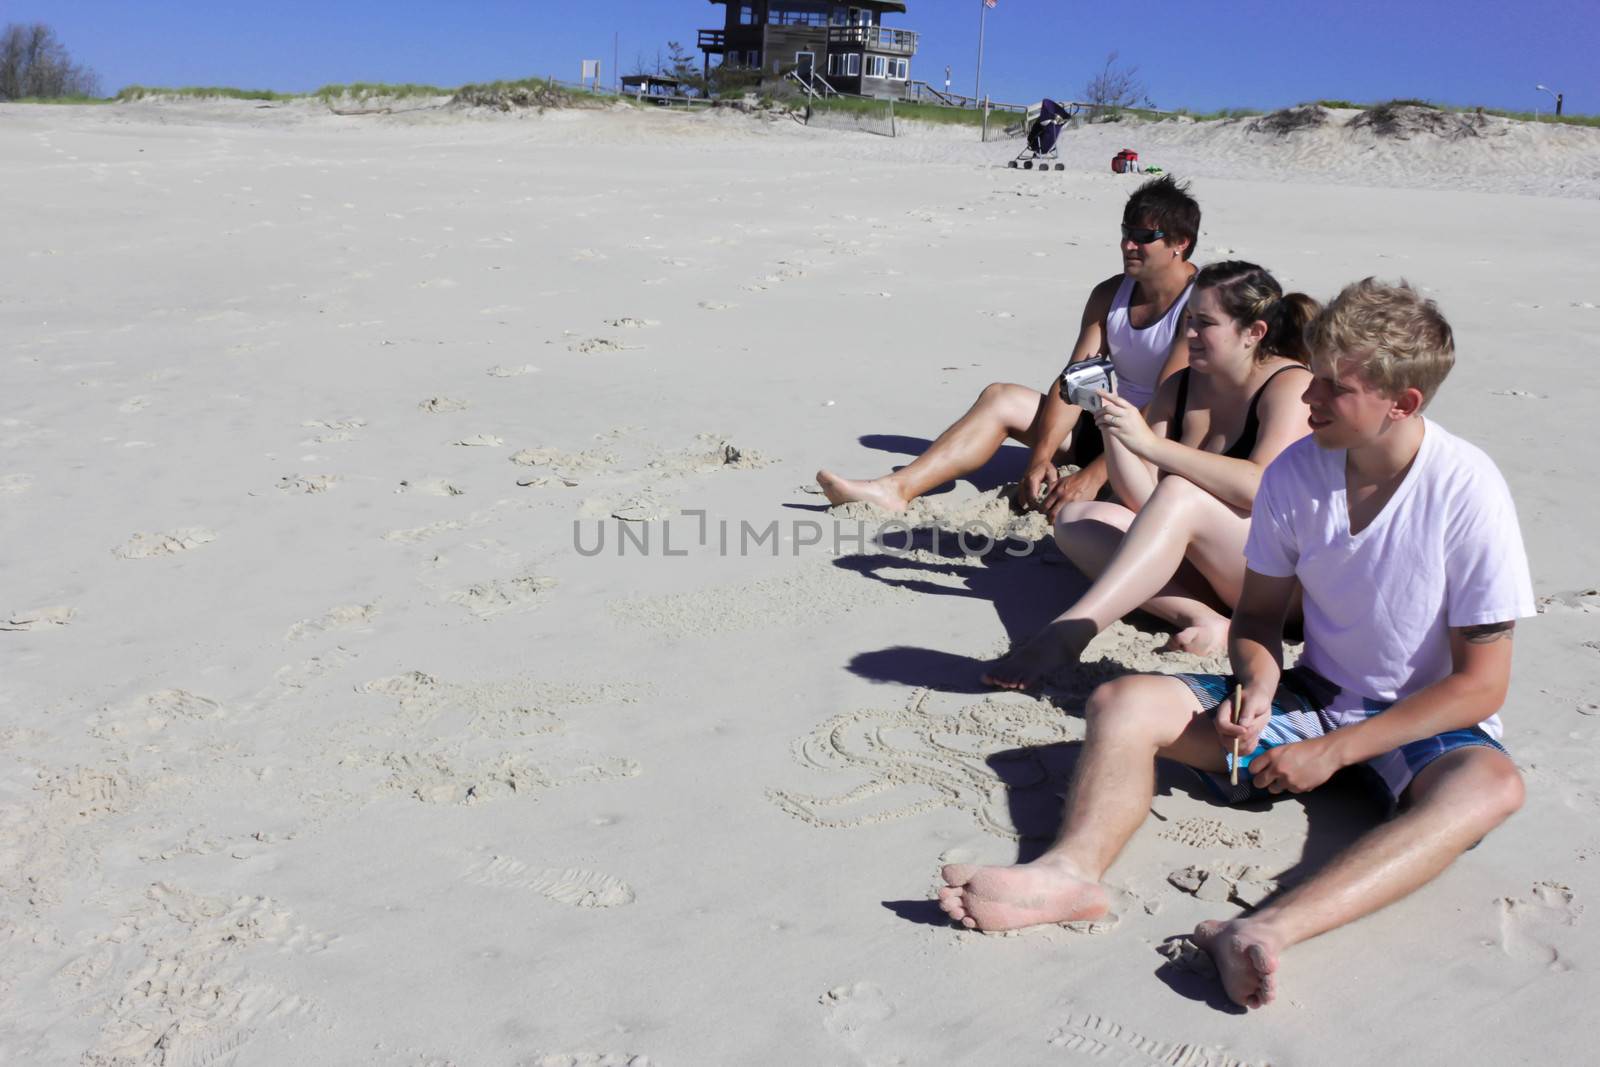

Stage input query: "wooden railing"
[
  {"left": 785, "top": 70, "right": 840, "bottom": 100},
  {"left": 826, "top": 26, "right": 918, "bottom": 54},
  {"left": 904, "top": 81, "right": 1027, "bottom": 114}
]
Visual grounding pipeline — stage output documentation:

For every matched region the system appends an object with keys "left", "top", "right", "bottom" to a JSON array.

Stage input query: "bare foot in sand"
[
  {"left": 938, "top": 860, "right": 1108, "bottom": 931},
  {"left": 1159, "top": 614, "right": 1230, "bottom": 657},
  {"left": 815, "top": 469, "right": 908, "bottom": 512},
  {"left": 981, "top": 618, "right": 1096, "bottom": 690},
  {"left": 1191, "top": 919, "right": 1280, "bottom": 1009},
  {"left": 981, "top": 639, "right": 1060, "bottom": 690}
]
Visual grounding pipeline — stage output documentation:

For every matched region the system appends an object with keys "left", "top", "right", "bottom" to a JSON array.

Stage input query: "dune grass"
[
  {"left": 454, "top": 76, "right": 601, "bottom": 98},
  {"left": 313, "top": 82, "right": 452, "bottom": 101},
  {"left": 115, "top": 85, "right": 298, "bottom": 102},
  {"left": 1165, "top": 106, "right": 1265, "bottom": 121},
  {"left": 8, "top": 93, "right": 112, "bottom": 104},
  {"left": 801, "top": 95, "right": 1003, "bottom": 128},
  {"left": 20, "top": 80, "right": 1593, "bottom": 130},
  {"left": 1311, "top": 97, "right": 1599, "bottom": 128}
]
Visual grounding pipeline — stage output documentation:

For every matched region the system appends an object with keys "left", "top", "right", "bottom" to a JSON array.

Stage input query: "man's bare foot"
[
  {"left": 815, "top": 469, "right": 909, "bottom": 512},
  {"left": 937, "top": 860, "right": 1108, "bottom": 931},
  {"left": 1159, "top": 615, "right": 1230, "bottom": 657},
  {"left": 1191, "top": 919, "right": 1280, "bottom": 1009}
]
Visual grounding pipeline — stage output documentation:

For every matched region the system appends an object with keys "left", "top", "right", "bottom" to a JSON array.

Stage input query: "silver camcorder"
[{"left": 1060, "top": 357, "right": 1118, "bottom": 413}]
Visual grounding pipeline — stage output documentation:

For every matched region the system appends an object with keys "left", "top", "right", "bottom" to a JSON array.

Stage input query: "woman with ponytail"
[{"left": 985, "top": 261, "right": 1317, "bottom": 689}]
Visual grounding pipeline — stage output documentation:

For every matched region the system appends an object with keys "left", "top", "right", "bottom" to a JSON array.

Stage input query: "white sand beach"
[{"left": 2, "top": 97, "right": 1598, "bottom": 1065}]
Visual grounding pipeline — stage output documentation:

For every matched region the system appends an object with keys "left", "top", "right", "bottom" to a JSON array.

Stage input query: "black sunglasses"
[{"left": 1121, "top": 224, "right": 1167, "bottom": 244}]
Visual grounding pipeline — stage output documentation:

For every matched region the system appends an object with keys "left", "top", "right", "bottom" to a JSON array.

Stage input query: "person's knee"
[
  {"left": 1151, "top": 474, "right": 1207, "bottom": 510},
  {"left": 1054, "top": 501, "right": 1118, "bottom": 531},
  {"left": 1477, "top": 759, "right": 1526, "bottom": 824},
  {"left": 1085, "top": 676, "right": 1171, "bottom": 740},
  {"left": 978, "top": 381, "right": 1020, "bottom": 407},
  {"left": 1417, "top": 751, "right": 1526, "bottom": 831}
]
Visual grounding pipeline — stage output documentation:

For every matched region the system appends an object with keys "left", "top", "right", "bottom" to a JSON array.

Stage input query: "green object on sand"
[{"left": 1145, "top": 165, "right": 1164, "bottom": 174}]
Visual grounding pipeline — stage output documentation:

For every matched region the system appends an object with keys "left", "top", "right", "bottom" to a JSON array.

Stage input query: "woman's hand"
[{"left": 1094, "top": 391, "right": 1159, "bottom": 460}]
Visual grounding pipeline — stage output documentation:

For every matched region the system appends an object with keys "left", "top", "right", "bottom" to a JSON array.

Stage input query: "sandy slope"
[{"left": 2, "top": 98, "right": 1597, "bottom": 1066}]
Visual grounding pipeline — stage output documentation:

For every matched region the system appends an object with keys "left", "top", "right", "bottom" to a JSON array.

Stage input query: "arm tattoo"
[{"left": 1462, "top": 621, "right": 1516, "bottom": 645}]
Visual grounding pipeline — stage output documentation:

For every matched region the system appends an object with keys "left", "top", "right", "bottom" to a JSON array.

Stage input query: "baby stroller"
[{"left": 1010, "top": 98, "right": 1075, "bottom": 169}]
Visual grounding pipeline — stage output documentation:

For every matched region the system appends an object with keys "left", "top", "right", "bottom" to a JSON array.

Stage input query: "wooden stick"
[{"left": 1229, "top": 684, "right": 1244, "bottom": 787}]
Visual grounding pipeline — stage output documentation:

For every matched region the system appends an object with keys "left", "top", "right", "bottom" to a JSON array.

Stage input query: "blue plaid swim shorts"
[{"left": 1175, "top": 666, "right": 1508, "bottom": 805}]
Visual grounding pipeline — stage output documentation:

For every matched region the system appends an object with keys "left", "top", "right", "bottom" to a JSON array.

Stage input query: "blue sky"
[{"left": 10, "top": 0, "right": 1593, "bottom": 114}]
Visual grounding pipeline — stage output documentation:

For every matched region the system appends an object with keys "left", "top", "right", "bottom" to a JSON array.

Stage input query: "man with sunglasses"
[{"left": 816, "top": 175, "right": 1200, "bottom": 517}]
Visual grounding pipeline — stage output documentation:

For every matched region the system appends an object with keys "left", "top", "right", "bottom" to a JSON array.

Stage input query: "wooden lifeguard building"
[{"left": 697, "top": 2, "right": 919, "bottom": 99}]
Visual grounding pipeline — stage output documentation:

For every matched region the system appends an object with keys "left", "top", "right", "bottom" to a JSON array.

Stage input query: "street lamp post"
[{"left": 1535, "top": 83, "right": 1562, "bottom": 119}]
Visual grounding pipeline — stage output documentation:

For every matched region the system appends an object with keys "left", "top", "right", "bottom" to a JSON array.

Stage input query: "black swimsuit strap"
[
  {"left": 1226, "top": 364, "right": 1309, "bottom": 459},
  {"left": 1167, "top": 369, "right": 1191, "bottom": 442}
]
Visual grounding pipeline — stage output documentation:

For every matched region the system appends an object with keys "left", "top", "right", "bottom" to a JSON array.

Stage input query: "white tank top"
[{"left": 1104, "top": 275, "right": 1193, "bottom": 409}]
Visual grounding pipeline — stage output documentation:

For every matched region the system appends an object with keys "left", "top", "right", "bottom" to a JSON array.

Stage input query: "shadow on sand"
[{"left": 855, "top": 433, "right": 1036, "bottom": 496}]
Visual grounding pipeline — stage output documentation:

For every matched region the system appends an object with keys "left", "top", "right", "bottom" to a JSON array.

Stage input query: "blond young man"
[{"left": 937, "top": 279, "right": 1534, "bottom": 1009}]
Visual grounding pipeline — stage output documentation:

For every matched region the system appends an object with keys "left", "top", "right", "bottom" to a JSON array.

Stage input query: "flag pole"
[{"left": 974, "top": 0, "right": 987, "bottom": 106}]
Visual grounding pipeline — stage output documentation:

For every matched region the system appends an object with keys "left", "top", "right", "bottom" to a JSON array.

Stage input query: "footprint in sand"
[
  {"left": 1499, "top": 881, "right": 1584, "bottom": 970},
  {"left": 384, "top": 518, "right": 466, "bottom": 543},
  {"left": 3, "top": 606, "right": 74, "bottom": 631},
  {"left": 452, "top": 434, "right": 504, "bottom": 448},
  {"left": 276, "top": 474, "right": 337, "bottom": 494},
  {"left": 285, "top": 603, "right": 378, "bottom": 641},
  {"left": 568, "top": 337, "right": 640, "bottom": 354},
  {"left": 113, "top": 528, "right": 216, "bottom": 559},
  {"left": 369, "top": 750, "right": 639, "bottom": 806},
  {"left": 359, "top": 670, "right": 645, "bottom": 739},
  {"left": 396, "top": 479, "right": 464, "bottom": 496},
  {"left": 80, "top": 884, "right": 319, "bottom": 1067},
  {"left": 1048, "top": 1013, "right": 1267, "bottom": 1066},
  {"left": 0, "top": 473, "right": 35, "bottom": 497},
  {"left": 445, "top": 573, "right": 557, "bottom": 618},
  {"left": 605, "top": 317, "right": 658, "bottom": 329},
  {"left": 461, "top": 856, "right": 636, "bottom": 907},
  {"left": 819, "top": 982, "right": 894, "bottom": 1044},
  {"left": 91, "top": 689, "right": 222, "bottom": 738},
  {"left": 117, "top": 396, "right": 151, "bottom": 413},
  {"left": 528, "top": 1054, "right": 650, "bottom": 1067},
  {"left": 486, "top": 364, "right": 539, "bottom": 377},
  {"left": 645, "top": 434, "right": 770, "bottom": 474},
  {"left": 698, "top": 300, "right": 736, "bottom": 311},
  {"left": 511, "top": 446, "right": 618, "bottom": 479},
  {"left": 418, "top": 396, "right": 470, "bottom": 413},
  {"left": 300, "top": 417, "right": 366, "bottom": 444}
]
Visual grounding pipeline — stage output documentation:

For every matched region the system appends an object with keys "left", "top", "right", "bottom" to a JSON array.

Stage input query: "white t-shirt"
[{"left": 1244, "top": 420, "right": 1535, "bottom": 737}]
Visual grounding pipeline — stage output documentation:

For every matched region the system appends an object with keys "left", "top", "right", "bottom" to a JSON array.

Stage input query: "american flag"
[{"left": 984, "top": 0, "right": 997, "bottom": 7}]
